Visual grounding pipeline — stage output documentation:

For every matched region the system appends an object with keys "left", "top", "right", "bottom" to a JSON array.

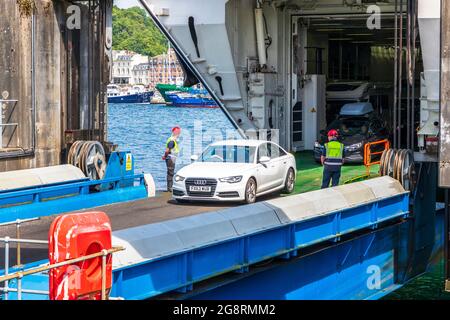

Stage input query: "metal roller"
[
  {"left": 380, "top": 148, "right": 397, "bottom": 177},
  {"left": 68, "top": 141, "right": 107, "bottom": 180},
  {"left": 379, "top": 149, "right": 388, "bottom": 176},
  {"left": 396, "top": 149, "right": 415, "bottom": 192},
  {"left": 68, "top": 140, "right": 85, "bottom": 168},
  {"left": 379, "top": 149, "right": 394, "bottom": 176},
  {"left": 393, "top": 149, "right": 404, "bottom": 180},
  {"left": 379, "top": 148, "right": 416, "bottom": 192}
]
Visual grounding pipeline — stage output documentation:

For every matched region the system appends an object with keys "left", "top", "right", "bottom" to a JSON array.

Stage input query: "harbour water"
[
  {"left": 107, "top": 103, "right": 238, "bottom": 190},
  {"left": 385, "top": 261, "right": 450, "bottom": 300},
  {"left": 107, "top": 102, "right": 449, "bottom": 300}
]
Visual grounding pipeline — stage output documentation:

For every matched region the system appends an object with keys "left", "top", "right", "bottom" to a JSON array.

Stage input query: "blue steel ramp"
[
  {"left": 0, "top": 152, "right": 149, "bottom": 223},
  {"left": 110, "top": 176, "right": 409, "bottom": 300}
]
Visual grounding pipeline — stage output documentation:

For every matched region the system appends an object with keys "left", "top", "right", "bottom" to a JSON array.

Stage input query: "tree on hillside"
[{"left": 112, "top": 6, "right": 168, "bottom": 57}]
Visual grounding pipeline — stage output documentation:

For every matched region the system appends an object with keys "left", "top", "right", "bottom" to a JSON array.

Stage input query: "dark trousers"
[
  {"left": 321, "top": 168, "right": 341, "bottom": 189},
  {"left": 166, "top": 158, "right": 176, "bottom": 191}
]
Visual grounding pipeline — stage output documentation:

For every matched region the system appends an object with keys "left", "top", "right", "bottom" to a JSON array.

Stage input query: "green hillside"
[{"left": 112, "top": 6, "right": 168, "bottom": 57}]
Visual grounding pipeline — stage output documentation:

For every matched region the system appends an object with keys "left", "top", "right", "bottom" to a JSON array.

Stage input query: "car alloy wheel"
[
  {"left": 284, "top": 168, "right": 295, "bottom": 193},
  {"left": 245, "top": 178, "right": 256, "bottom": 204}
]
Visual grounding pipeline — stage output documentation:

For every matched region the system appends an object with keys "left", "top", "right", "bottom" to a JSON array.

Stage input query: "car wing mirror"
[
  {"left": 190, "top": 155, "right": 198, "bottom": 162},
  {"left": 259, "top": 156, "right": 271, "bottom": 164}
]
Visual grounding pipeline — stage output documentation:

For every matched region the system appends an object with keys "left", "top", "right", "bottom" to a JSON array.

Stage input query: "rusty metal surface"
[
  {"left": 440, "top": 0, "right": 450, "bottom": 187},
  {"left": 0, "top": 0, "right": 111, "bottom": 171}
]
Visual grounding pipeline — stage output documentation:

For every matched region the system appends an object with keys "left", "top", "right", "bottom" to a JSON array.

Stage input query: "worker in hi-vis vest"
[
  {"left": 321, "top": 129, "right": 345, "bottom": 189},
  {"left": 162, "top": 126, "right": 181, "bottom": 192}
]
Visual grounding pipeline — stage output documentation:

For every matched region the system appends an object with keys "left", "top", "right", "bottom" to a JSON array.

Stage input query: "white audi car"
[{"left": 172, "top": 140, "right": 296, "bottom": 204}]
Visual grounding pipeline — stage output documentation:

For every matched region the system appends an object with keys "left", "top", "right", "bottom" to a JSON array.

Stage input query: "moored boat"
[
  {"left": 107, "top": 84, "right": 154, "bottom": 104},
  {"left": 155, "top": 83, "right": 191, "bottom": 102},
  {"left": 165, "top": 91, "right": 218, "bottom": 108}
]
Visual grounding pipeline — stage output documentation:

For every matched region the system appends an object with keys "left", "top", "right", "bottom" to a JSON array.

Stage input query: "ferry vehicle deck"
[{"left": 0, "top": 0, "right": 449, "bottom": 301}]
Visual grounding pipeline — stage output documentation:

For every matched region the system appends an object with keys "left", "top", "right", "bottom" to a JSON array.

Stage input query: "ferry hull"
[{"left": 189, "top": 215, "right": 443, "bottom": 300}]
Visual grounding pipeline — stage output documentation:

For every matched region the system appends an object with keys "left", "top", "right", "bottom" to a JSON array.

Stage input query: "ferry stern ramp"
[
  {"left": 109, "top": 176, "right": 412, "bottom": 300},
  {"left": 2, "top": 172, "right": 442, "bottom": 300}
]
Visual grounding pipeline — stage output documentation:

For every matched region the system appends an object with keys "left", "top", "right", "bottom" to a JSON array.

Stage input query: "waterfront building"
[
  {"left": 132, "top": 48, "right": 184, "bottom": 89},
  {"left": 112, "top": 50, "right": 149, "bottom": 85}
]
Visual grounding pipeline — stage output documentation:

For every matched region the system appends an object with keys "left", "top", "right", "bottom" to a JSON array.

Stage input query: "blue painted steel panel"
[
  {"left": 191, "top": 225, "right": 400, "bottom": 300},
  {"left": 247, "top": 228, "right": 291, "bottom": 263},
  {"left": 294, "top": 214, "right": 336, "bottom": 247},
  {"left": 0, "top": 181, "right": 147, "bottom": 223},
  {"left": 112, "top": 254, "right": 196, "bottom": 300},
  {"left": 340, "top": 204, "right": 372, "bottom": 231},
  {"left": 1, "top": 186, "right": 412, "bottom": 300},
  {"left": 4, "top": 210, "right": 444, "bottom": 301},
  {"left": 0, "top": 151, "right": 147, "bottom": 223},
  {"left": 108, "top": 192, "right": 409, "bottom": 300},
  {"left": 192, "top": 241, "right": 243, "bottom": 282}
]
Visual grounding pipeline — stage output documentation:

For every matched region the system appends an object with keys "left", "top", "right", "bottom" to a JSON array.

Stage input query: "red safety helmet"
[
  {"left": 328, "top": 129, "right": 338, "bottom": 137},
  {"left": 172, "top": 126, "right": 181, "bottom": 134}
]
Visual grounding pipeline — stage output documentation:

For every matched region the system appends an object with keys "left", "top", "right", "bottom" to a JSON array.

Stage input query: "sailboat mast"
[{"left": 168, "top": 42, "right": 172, "bottom": 84}]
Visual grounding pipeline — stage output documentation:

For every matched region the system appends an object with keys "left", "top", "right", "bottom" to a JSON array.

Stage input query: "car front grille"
[{"left": 185, "top": 178, "right": 217, "bottom": 197}]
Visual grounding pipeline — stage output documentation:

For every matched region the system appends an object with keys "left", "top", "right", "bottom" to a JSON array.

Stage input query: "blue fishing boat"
[
  {"left": 107, "top": 84, "right": 154, "bottom": 104},
  {"left": 165, "top": 91, "right": 218, "bottom": 108}
]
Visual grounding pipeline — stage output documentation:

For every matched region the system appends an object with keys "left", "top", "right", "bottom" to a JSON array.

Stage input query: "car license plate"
[{"left": 189, "top": 186, "right": 211, "bottom": 192}]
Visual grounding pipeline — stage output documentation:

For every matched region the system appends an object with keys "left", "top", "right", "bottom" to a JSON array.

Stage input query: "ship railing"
[{"left": 0, "top": 218, "right": 124, "bottom": 300}]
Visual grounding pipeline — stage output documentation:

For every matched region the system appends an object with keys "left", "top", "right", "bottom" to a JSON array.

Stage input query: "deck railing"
[{"left": 0, "top": 218, "right": 124, "bottom": 300}]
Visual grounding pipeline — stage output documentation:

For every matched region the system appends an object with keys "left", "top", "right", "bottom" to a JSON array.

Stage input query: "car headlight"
[
  {"left": 345, "top": 142, "right": 363, "bottom": 151},
  {"left": 219, "top": 176, "right": 243, "bottom": 183},
  {"left": 174, "top": 175, "right": 185, "bottom": 182}
]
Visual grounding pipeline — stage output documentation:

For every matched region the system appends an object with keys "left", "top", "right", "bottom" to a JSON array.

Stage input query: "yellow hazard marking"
[{"left": 126, "top": 153, "right": 132, "bottom": 171}]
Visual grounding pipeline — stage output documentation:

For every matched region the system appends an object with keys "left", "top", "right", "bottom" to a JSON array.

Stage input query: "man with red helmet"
[
  {"left": 320, "top": 129, "right": 345, "bottom": 188},
  {"left": 162, "top": 126, "right": 181, "bottom": 192}
]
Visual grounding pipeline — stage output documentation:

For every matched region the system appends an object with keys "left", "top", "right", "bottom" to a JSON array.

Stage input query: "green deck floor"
[{"left": 290, "top": 151, "right": 379, "bottom": 194}]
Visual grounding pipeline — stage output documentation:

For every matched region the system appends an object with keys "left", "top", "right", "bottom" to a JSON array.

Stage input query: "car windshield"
[
  {"left": 199, "top": 145, "right": 256, "bottom": 163},
  {"left": 328, "top": 117, "right": 370, "bottom": 136}
]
